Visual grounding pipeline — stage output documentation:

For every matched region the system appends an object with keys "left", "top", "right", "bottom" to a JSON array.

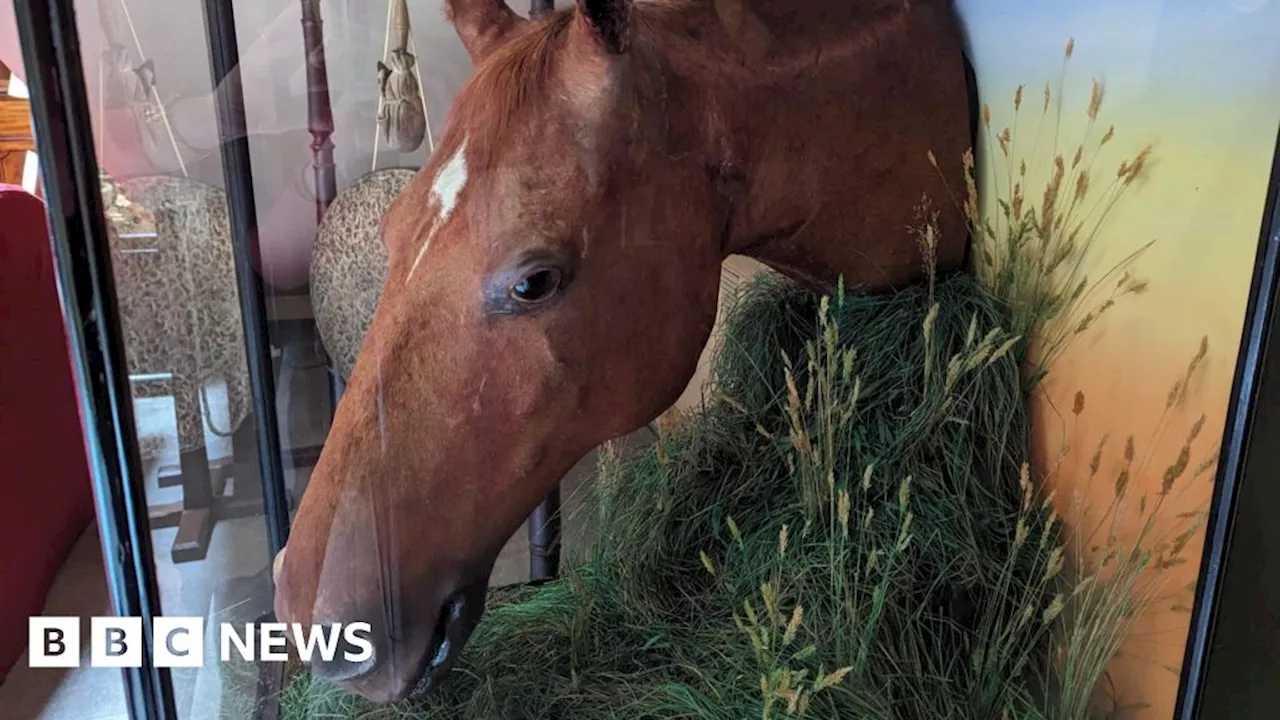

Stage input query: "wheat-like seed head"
[
  {"left": 783, "top": 605, "right": 804, "bottom": 646},
  {"left": 1123, "top": 145, "right": 1153, "bottom": 185},
  {"left": 1042, "top": 594, "right": 1065, "bottom": 625},
  {"left": 1162, "top": 446, "right": 1191, "bottom": 495},
  {"left": 1087, "top": 80, "right": 1102, "bottom": 121},
  {"left": 837, "top": 491, "right": 851, "bottom": 538},
  {"left": 727, "top": 516, "right": 743, "bottom": 545},
  {"left": 1074, "top": 171, "right": 1089, "bottom": 202},
  {"left": 1115, "top": 467, "right": 1130, "bottom": 499},
  {"left": 1041, "top": 155, "right": 1066, "bottom": 229}
]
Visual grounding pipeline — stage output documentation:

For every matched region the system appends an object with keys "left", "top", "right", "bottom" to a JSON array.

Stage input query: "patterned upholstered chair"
[
  {"left": 103, "top": 173, "right": 260, "bottom": 563},
  {"left": 310, "top": 168, "right": 415, "bottom": 382}
]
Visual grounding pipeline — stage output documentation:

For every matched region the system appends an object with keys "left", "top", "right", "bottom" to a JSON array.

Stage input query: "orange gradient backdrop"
[{"left": 958, "top": 0, "right": 1280, "bottom": 715}]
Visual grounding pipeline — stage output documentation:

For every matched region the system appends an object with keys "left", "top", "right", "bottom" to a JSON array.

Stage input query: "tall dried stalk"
[
  {"left": 928, "top": 38, "right": 1156, "bottom": 381},
  {"left": 1040, "top": 340, "right": 1215, "bottom": 717}
]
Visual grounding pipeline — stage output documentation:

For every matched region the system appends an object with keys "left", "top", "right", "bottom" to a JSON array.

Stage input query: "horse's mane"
[
  {"left": 444, "top": 2, "right": 710, "bottom": 172},
  {"left": 445, "top": 11, "right": 577, "bottom": 172}
]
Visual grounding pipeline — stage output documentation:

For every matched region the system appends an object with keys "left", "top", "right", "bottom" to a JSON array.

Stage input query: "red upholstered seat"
[{"left": 0, "top": 183, "right": 96, "bottom": 683}]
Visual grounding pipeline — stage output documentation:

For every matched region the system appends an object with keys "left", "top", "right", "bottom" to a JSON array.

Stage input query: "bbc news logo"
[{"left": 29, "top": 617, "right": 373, "bottom": 668}]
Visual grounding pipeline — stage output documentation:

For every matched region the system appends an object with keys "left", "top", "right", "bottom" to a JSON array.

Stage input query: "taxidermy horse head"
[{"left": 273, "top": 0, "right": 976, "bottom": 703}]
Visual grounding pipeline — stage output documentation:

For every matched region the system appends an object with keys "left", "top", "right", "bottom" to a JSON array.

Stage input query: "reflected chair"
[{"left": 103, "top": 174, "right": 266, "bottom": 563}]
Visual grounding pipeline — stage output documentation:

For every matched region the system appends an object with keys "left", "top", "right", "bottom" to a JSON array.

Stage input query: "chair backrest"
[{"left": 0, "top": 184, "right": 96, "bottom": 683}]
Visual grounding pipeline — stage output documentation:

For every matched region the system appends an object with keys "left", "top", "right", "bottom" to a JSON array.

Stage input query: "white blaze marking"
[
  {"left": 407, "top": 139, "right": 469, "bottom": 282},
  {"left": 434, "top": 140, "right": 469, "bottom": 216}
]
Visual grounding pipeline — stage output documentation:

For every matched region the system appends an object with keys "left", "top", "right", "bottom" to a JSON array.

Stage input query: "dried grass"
[
  {"left": 284, "top": 268, "right": 1095, "bottom": 719},
  {"left": 929, "top": 38, "right": 1155, "bottom": 383}
]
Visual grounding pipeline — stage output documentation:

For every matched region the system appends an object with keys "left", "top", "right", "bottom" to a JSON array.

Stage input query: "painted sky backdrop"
[
  {"left": 955, "top": 1, "right": 1279, "bottom": 717},
  {"left": 960, "top": 0, "right": 1279, "bottom": 105}
]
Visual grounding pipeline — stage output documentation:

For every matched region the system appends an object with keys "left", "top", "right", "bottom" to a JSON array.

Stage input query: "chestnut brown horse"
[{"left": 273, "top": 0, "right": 976, "bottom": 703}]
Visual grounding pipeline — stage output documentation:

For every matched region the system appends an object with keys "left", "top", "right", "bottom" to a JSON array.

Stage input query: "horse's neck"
[{"left": 675, "top": 0, "right": 972, "bottom": 294}]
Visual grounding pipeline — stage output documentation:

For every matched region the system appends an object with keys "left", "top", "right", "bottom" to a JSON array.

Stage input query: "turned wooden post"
[
  {"left": 300, "top": 0, "right": 337, "bottom": 222},
  {"left": 299, "top": 0, "right": 346, "bottom": 412}
]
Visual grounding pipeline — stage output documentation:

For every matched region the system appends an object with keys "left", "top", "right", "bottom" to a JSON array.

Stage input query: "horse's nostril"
[{"left": 307, "top": 623, "right": 378, "bottom": 684}]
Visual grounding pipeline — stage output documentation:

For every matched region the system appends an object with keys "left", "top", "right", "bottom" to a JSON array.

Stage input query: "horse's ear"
[
  {"left": 445, "top": 0, "right": 527, "bottom": 63},
  {"left": 574, "top": 0, "right": 633, "bottom": 54}
]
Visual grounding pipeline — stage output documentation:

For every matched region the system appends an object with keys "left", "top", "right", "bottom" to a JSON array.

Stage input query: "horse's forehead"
[
  {"left": 403, "top": 138, "right": 473, "bottom": 282},
  {"left": 400, "top": 133, "right": 555, "bottom": 281},
  {"left": 455, "top": 127, "right": 586, "bottom": 220},
  {"left": 394, "top": 109, "right": 601, "bottom": 278},
  {"left": 432, "top": 139, "right": 469, "bottom": 217}
]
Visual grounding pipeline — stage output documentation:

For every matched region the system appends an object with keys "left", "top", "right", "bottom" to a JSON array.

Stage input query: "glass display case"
[{"left": 3, "top": 0, "right": 1280, "bottom": 718}]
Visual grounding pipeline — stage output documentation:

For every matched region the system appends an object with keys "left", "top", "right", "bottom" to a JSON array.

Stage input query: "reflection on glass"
[{"left": 2, "top": 0, "right": 1279, "bottom": 718}]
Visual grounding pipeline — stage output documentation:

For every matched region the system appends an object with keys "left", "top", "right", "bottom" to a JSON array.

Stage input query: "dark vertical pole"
[
  {"left": 198, "top": 0, "right": 291, "bottom": 558},
  {"left": 299, "top": 0, "right": 346, "bottom": 414},
  {"left": 13, "top": 1, "right": 177, "bottom": 717},
  {"left": 526, "top": 0, "right": 560, "bottom": 582},
  {"left": 529, "top": 0, "right": 554, "bottom": 18},
  {"left": 300, "top": 0, "right": 336, "bottom": 222},
  {"left": 1175, "top": 126, "right": 1280, "bottom": 719},
  {"left": 528, "top": 484, "right": 561, "bottom": 581}
]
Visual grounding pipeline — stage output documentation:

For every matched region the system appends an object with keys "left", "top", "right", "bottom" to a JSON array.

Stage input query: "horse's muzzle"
[
  {"left": 276, "top": 569, "right": 490, "bottom": 703},
  {"left": 408, "top": 574, "right": 490, "bottom": 698},
  {"left": 308, "top": 624, "right": 379, "bottom": 683}
]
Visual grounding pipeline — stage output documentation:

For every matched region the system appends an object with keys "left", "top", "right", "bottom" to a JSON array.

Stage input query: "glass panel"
[
  {"left": 5, "top": 0, "right": 1280, "bottom": 718},
  {"left": 84, "top": 0, "right": 282, "bottom": 716},
  {"left": 4, "top": 0, "right": 284, "bottom": 717}
]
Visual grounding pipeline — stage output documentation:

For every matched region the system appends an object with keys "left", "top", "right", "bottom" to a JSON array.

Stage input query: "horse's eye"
[{"left": 509, "top": 268, "right": 562, "bottom": 303}]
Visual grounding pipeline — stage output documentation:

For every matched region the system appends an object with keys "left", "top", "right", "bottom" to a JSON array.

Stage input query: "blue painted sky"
[{"left": 955, "top": 0, "right": 1280, "bottom": 110}]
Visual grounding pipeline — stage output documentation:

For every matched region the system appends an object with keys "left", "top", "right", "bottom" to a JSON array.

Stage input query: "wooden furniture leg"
[
  {"left": 0, "top": 61, "right": 35, "bottom": 188},
  {"left": 147, "top": 376, "right": 272, "bottom": 562},
  {"left": 148, "top": 378, "right": 219, "bottom": 562}
]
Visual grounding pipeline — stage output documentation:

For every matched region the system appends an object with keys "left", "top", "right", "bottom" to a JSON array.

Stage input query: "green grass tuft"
[{"left": 281, "top": 271, "right": 1129, "bottom": 720}]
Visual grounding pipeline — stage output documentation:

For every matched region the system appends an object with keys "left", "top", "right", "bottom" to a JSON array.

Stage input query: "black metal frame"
[
  {"left": 198, "top": 0, "right": 291, "bottom": 560},
  {"left": 16, "top": 0, "right": 1280, "bottom": 715},
  {"left": 1174, "top": 122, "right": 1280, "bottom": 719}
]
